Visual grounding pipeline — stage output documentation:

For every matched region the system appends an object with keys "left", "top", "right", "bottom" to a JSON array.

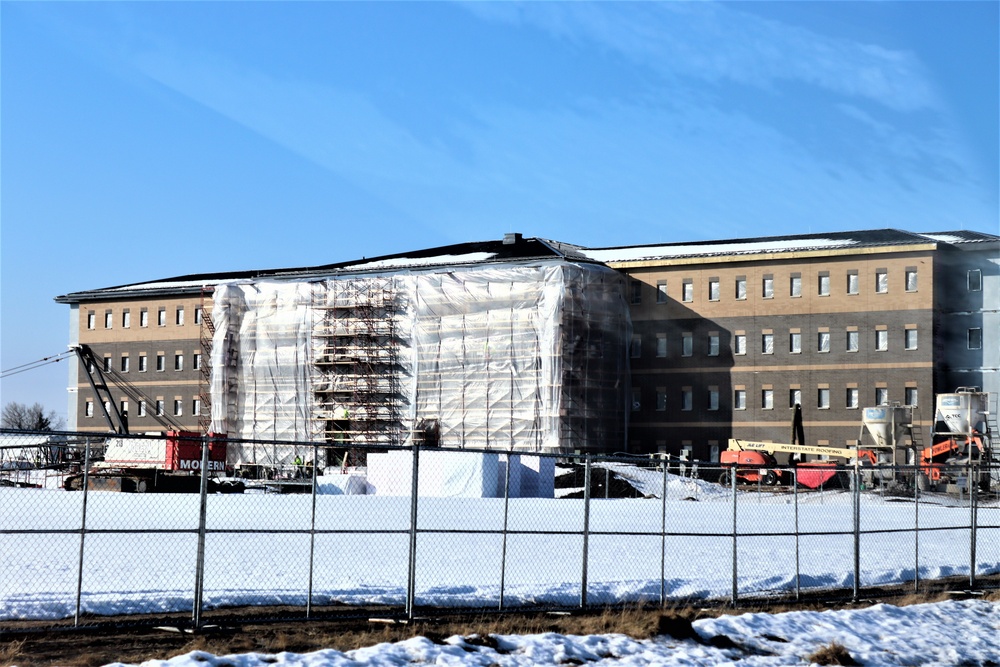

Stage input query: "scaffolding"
[{"left": 197, "top": 286, "right": 215, "bottom": 435}]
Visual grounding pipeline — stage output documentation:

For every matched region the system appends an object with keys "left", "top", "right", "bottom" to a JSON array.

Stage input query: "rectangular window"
[
  {"left": 122, "top": 310, "right": 131, "bottom": 328},
  {"left": 158, "top": 308, "right": 167, "bottom": 326},
  {"left": 762, "top": 275, "right": 774, "bottom": 298},
  {"left": 120, "top": 356, "right": 129, "bottom": 373},
  {"left": 173, "top": 399, "right": 183, "bottom": 416},
  {"left": 847, "top": 271, "right": 859, "bottom": 295},
  {"left": 876, "top": 329, "right": 888, "bottom": 351},
  {"left": 761, "top": 389, "right": 774, "bottom": 410},
  {"left": 174, "top": 354, "right": 184, "bottom": 371},
  {"left": 734, "top": 334, "right": 747, "bottom": 355},
  {"left": 735, "top": 277, "right": 747, "bottom": 300},
  {"left": 140, "top": 309, "right": 149, "bottom": 328},
  {"left": 707, "top": 333, "right": 720, "bottom": 356},
  {"left": 104, "top": 311, "right": 113, "bottom": 329},
  {"left": 876, "top": 388, "right": 889, "bottom": 406},
  {"left": 734, "top": 389, "right": 746, "bottom": 410},
  {"left": 193, "top": 398, "right": 202, "bottom": 416},
  {"left": 120, "top": 400, "right": 128, "bottom": 415},
  {"left": 905, "top": 268, "right": 917, "bottom": 292},
  {"left": 682, "top": 333, "right": 693, "bottom": 357},
  {"left": 630, "top": 335, "right": 642, "bottom": 359},
  {"left": 681, "top": 388, "right": 693, "bottom": 411},
  {"left": 847, "top": 330, "right": 859, "bottom": 352},
  {"left": 656, "top": 280, "right": 668, "bottom": 304},
  {"left": 156, "top": 400, "right": 165, "bottom": 416},
  {"left": 193, "top": 353, "right": 202, "bottom": 370},
  {"left": 969, "top": 328, "right": 983, "bottom": 350},
  {"left": 138, "top": 355, "right": 147, "bottom": 373},
  {"left": 818, "top": 272, "right": 830, "bottom": 296},
  {"left": 176, "top": 307, "right": 185, "bottom": 326},
  {"left": 630, "top": 280, "right": 642, "bottom": 305},
  {"left": 631, "top": 388, "right": 641, "bottom": 412},
  {"left": 818, "top": 388, "right": 831, "bottom": 410},
  {"left": 156, "top": 354, "right": 165, "bottom": 372},
  {"left": 85, "top": 401, "right": 94, "bottom": 417},
  {"left": 103, "top": 357, "right": 112, "bottom": 372},
  {"left": 708, "top": 387, "right": 719, "bottom": 411},
  {"left": 905, "top": 387, "right": 918, "bottom": 407},
  {"left": 968, "top": 269, "right": 982, "bottom": 292},
  {"left": 762, "top": 333, "right": 774, "bottom": 355},
  {"left": 708, "top": 278, "right": 720, "bottom": 301},
  {"left": 790, "top": 274, "right": 802, "bottom": 297},
  {"left": 194, "top": 307, "right": 203, "bottom": 325},
  {"left": 905, "top": 329, "right": 918, "bottom": 350},
  {"left": 682, "top": 280, "right": 693, "bottom": 302},
  {"left": 875, "top": 269, "right": 888, "bottom": 293},
  {"left": 656, "top": 388, "right": 667, "bottom": 411},
  {"left": 137, "top": 400, "right": 146, "bottom": 417},
  {"left": 817, "top": 331, "right": 831, "bottom": 353},
  {"left": 789, "top": 332, "right": 801, "bottom": 354},
  {"left": 846, "top": 388, "right": 859, "bottom": 409},
  {"left": 789, "top": 389, "right": 801, "bottom": 408},
  {"left": 655, "top": 334, "right": 667, "bottom": 358},
  {"left": 87, "top": 312, "right": 96, "bottom": 330}
]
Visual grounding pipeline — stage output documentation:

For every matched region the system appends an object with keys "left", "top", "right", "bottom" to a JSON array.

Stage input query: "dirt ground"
[{"left": 2, "top": 577, "right": 997, "bottom": 667}]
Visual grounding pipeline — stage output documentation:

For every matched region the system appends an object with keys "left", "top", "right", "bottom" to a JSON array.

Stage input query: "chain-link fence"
[{"left": 1, "top": 429, "right": 998, "bottom": 631}]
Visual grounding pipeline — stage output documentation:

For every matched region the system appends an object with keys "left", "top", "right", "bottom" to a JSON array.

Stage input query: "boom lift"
[{"left": 720, "top": 439, "right": 878, "bottom": 489}]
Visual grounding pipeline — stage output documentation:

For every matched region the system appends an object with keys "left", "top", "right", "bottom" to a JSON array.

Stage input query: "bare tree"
[{"left": 1, "top": 402, "right": 64, "bottom": 431}]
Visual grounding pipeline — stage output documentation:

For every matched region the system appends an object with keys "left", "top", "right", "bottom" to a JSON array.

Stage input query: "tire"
[
  {"left": 134, "top": 478, "right": 148, "bottom": 493},
  {"left": 763, "top": 470, "right": 778, "bottom": 486},
  {"left": 718, "top": 469, "right": 732, "bottom": 486}
]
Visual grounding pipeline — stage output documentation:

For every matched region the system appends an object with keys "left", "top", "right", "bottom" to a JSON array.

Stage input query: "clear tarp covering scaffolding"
[{"left": 210, "top": 260, "right": 630, "bottom": 465}]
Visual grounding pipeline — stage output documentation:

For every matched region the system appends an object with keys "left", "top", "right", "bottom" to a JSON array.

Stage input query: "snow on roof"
[
  {"left": 342, "top": 252, "right": 497, "bottom": 271},
  {"left": 584, "top": 237, "right": 859, "bottom": 263},
  {"left": 102, "top": 278, "right": 229, "bottom": 292}
]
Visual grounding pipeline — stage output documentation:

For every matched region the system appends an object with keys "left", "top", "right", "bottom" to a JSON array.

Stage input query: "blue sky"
[{"left": 2, "top": 1, "right": 997, "bottom": 421}]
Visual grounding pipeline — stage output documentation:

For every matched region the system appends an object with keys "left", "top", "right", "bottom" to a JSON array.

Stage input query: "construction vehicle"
[
  {"left": 920, "top": 388, "right": 994, "bottom": 491},
  {"left": 720, "top": 438, "right": 878, "bottom": 489}
]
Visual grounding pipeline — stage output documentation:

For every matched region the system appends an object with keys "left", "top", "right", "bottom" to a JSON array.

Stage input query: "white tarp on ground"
[
  {"left": 209, "top": 261, "right": 629, "bottom": 462},
  {"left": 366, "top": 450, "right": 500, "bottom": 497},
  {"left": 316, "top": 473, "right": 367, "bottom": 495}
]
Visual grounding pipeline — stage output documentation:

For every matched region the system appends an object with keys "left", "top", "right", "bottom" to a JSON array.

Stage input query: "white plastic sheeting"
[{"left": 210, "top": 260, "right": 629, "bottom": 464}]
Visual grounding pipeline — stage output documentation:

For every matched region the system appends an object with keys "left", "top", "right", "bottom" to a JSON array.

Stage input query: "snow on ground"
[{"left": 104, "top": 599, "right": 1000, "bottom": 667}]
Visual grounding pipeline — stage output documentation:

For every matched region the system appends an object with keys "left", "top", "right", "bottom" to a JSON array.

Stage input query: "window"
[
  {"left": 173, "top": 399, "right": 183, "bottom": 416},
  {"left": 968, "top": 269, "right": 982, "bottom": 292},
  {"left": 818, "top": 331, "right": 831, "bottom": 353},
  {"left": 846, "top": 388, "right": 859, "bottom": 409},
  {"left": 708, "top": 278, "right": 720, "bottom": 301},
  {"left": 875, "top": 269, "right": 888, "bottom": 293},
  {"left": 156, "top": 400, "right": 165, "bottom": 416},
  {"left": 631, "top": 388, "right": 641, "bottom": 412},
  {"left": 734, "top": 389, "right": 746, "bottom": 410},
  {"left": 762, "top": 276, "right": 774, "bottom": 298},
  {"left": 789, "top": 332, "right": 801, "bottom": 354},
  {"left": 656, "top": 280, "right": 668, "bottom": 304},
  {"left": 707, "top": 333, "right": 720, "bottom": 356},
  {"left": 905, "top": 268, "right": 917, "bottom": 292},
  {"left": 140, "top": 309, "right": 149, "bottom": 327},
  {"left": 847, "top": 271, "right": 859, "bottom": 295},
  {"left": 630, "top": 335, "right": 642, "bottom": 358},
  {"left": 905, "top": 329, "right": 918, "bottom": 350},
  {"left": 681, "top": 388, "right": 693, "bottom": 411},
  {"left": 103, "top": 400, "right": 111, "bottom": 417},
  {"left": 158, "top": 308, "right": 167, "bottom": 326},
  {"left": 969, "top": 328, "right": 982, "bottom": 350},
  {"left": 120, "top": 356, "right": 129, "bottom": 373},
  {"left": 193, "top": 353, "right": 202, "bottom": 370},
  {"left": 174, "top": 354, "right": 184, "bottom": 371},
  {"left": 875, "top": 329, "right": 888, "bottom": 351},
  {"left": 176, "top": 307, "right": 185, "bottom": 326},
  {"left": 104, "top": 311, "right": 113, "bottom": 329},
  {"left": 708, "top": 387, "right": 719, "bottom": 411},
  {"left": 156, "top": 354, "right": 165, "bottom": 372},
  {"left": 905, "top": 387, "right": 918, "bottom": 406},
  {"left": 85, "top": 401, "right": 94, "bottom": 418},
  {"left": 734, "top": 334, "right": 747, "bottom": 355},
  {"left": 137, "top": 401, "right": 146, "bottom": 417},
  {"left": 735, "top": 277, "right": 747, "bottom": 300},
  {"left": 847, "top": 330, "right": 859, "bottom": 352},
  {"left": 630, "top": 280, "right": 642, "bottom": 305},
  {"left": 762, "top": 389, "right": 774, "bottom": 410},
  {"left": 876, "top": 388, "right": 889, "bottom": 406},
  {"left": 818, "top": 388, "right": 830, "bottom": 410},
  {"left": 87, "top": 312, "right": 96, "bottom": 330},
  {"left": 193, "top": 398, "right": 202, "bottom": 416},
  {"left": 682, "top": 280, "right": 693, "bottom": 302},
  {"left": 682, "top": 333, "right": 693, "bottom": 357},
  {"left": 122, "top": 310, "right": 131, "bottom": 328},
  {"left": 103, "top": 357, "right": 112, "bottom": 372},
  {"left": 194, "top": 307, "right": 203, "bottom": 325},
  {"left": 818, "top": 272, "right": 830, "bottom": 296},
  {"left": 655, "top": 334, "right": 667, "bottom": 358},
  {"left": 762, "top": 333, "right": 774, "bottom": 354},
  {"left": 138, "top": 355, "right": 147, "bottom": 372},
  {"left": 790, "top": 274, "right": 802, "bottom": 297},
  {"left": 656, "top": 388, "right": 667, "bottom": 411},
  {"left": 789, "top": 389, "right": 801, "bottom": 408},
  {"left": 120, "top": 400, "right": 129, "bottom": 415}
]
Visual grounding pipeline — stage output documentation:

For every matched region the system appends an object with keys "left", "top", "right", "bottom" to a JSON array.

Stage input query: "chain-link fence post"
[
  {"left": 580, "top": 455, "right": 592, "bottom": 609},
  {"left": 192, "top": 434, "right": 210, "bottom": 628},
  {"left": 73, "top": 438, "right": 92, "bottom": 627},
  {"left": 970, "top": 464, "right": 978, "bottom": 589},
  {"left": 499, "top": 453, "right": 512, "bottom": 611},
  {"left": 730, "top": 464, "right": 738, "bottom": 605},
  {"left": 914, "top": 466, "right": 920, "bottom": 593},
  {"left": 406, "top": 445, "right": 420, "bottom": 619},
  {"left": 307, "top": 442, "right": 319, "bottom": 618},
  {"left": 659, "top": 459, "right": 667, "bottom": 606},
  {"left": 793, "top": 468, "right": 800, "bottom": 601},
  {"left": 852, "top": 464, "right": 861, "bottom": 602}
]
